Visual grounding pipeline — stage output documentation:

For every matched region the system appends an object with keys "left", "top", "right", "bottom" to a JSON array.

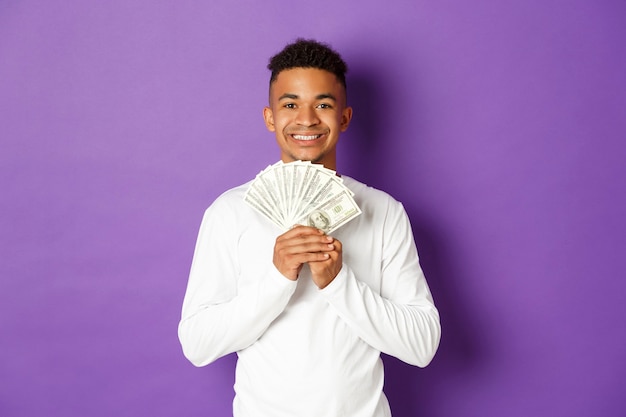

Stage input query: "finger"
[
  {"left": 276, "top": 239, "right": 335, "bottom": 258},
  {"left": 278, "top": 225, "right": 324, "bottom": 241},
  {"left": 274, "top": 249, "right": 331, "bottom": 273},
  {"left": 276, "top": 231, "right": 333, "bottom": 252},
  {"left": 308, "top": 237, "right": 341, "bottom": 262}
]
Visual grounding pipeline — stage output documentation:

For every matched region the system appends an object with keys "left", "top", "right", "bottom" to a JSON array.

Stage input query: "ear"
[
  {"left": 340, "top": 106, "right": 353, "bottom": 132},
  {"left": 263, "top": 107, "right": 276, "bottom": 132}
]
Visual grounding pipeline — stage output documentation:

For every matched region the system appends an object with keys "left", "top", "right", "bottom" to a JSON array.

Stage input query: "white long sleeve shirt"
[{"left": 178, "top": 176, "right": 441, "bottom": 417}]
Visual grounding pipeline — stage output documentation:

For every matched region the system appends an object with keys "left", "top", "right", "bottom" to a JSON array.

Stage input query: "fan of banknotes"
[{"left": 244, "top": 161, "right": 361, "bottom": 233}]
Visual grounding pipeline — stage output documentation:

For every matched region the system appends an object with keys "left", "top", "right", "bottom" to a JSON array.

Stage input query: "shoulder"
[
  {"left": 341, "top": 176, "right": 411, "bottom": 233},
  {"left": 203, "top": 180, "right": 253, "bottom": 217},
  {"left": 342, "top": 176, "right": 404, "bottom": 212}
]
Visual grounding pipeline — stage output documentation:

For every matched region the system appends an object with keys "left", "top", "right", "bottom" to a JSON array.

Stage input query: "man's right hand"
[{"left": 273, "top": 225, "right": 335, "bottom": 280}]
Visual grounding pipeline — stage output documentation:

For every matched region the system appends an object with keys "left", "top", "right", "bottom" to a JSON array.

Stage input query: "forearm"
[
  {"left": 179, "top": 268, "right": 296, "bottom": 366},
  {"left": 321, "top": 266, "right": 441, "bottom": 367}
]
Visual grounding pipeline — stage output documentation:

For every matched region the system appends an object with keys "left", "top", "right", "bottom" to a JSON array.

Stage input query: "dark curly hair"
[{"left": 268, "top": 39, "right": 348, "bottom": 90}]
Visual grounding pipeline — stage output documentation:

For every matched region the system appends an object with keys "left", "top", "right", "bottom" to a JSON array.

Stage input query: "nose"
[{"left": 295, "top": 106, "right": 320, "bottom": 127}]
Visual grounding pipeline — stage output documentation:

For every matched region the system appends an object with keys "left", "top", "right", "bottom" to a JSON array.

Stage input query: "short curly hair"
[{"left": 267, "top": 39, "right": 348, "bottom": 90}]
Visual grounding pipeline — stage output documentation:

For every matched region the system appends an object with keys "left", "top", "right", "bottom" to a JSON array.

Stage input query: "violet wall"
[{"left": 1, "top": 1, "right": 625, "bottom": 416}]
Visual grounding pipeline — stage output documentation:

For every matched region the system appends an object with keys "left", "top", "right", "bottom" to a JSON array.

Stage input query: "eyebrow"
[{"left": 278, "top": 93, "right": 337, "bottom": 102}]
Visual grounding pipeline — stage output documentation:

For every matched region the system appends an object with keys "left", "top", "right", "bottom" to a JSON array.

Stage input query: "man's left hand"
[{"left": 309, "top": 236, "right": 342, "bottom": 289}]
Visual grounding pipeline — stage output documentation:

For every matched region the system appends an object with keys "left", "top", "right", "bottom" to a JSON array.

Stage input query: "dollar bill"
[
  {"left": 244, "top": 160, "right": 361, "bottom": 232},
  {"left": 295, "top": 189, "right": 362, "bottom": 233}
]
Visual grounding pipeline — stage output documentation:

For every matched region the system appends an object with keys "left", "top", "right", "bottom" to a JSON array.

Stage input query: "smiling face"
[{"left": 263, "top": 68, "right": 352, "bottom": 170}]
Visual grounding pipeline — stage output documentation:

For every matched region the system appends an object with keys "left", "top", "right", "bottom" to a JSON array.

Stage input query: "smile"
[{"left": 292, "top": 134, "right": 323, "bottom": 141}]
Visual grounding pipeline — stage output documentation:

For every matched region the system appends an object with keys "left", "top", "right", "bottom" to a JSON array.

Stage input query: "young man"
[{"left": 179, "top": 39, "right": 441, "bottom": 417}]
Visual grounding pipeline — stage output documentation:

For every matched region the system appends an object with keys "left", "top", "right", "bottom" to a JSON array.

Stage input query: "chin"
[{"left": 290, "top": 153, "right": 322, "bottom": 163}]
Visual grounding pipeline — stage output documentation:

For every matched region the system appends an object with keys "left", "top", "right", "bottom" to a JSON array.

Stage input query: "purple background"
[{"left": 1, "top": 1, "right": 625, "bottom": 416}]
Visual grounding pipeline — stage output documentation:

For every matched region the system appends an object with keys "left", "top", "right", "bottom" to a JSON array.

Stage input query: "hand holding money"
[
  {"left": 244, "top": 161, "right": 361, "bottom": 233},
  {"left": 272, "top": 226, "right": 339, "bottom": 284},
  {"left": 307, "top": 232, "right": 343, "bottom": 289}
]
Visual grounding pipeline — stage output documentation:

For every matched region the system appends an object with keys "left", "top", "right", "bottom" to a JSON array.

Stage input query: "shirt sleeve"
[
  {"left": 178, "top": 199, "right": 297, "bottom": 367},
  {"left": 319, "top": 201, "right": 441, "bottom": 367}
]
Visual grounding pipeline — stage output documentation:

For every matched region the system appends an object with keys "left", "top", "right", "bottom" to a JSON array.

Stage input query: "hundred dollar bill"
[
  {"left": 256, "top": 166, "right": 285, "bottom": 223},
  {"left": 292, "top": 166, "right": 334, "bottom": 220},
  {"left": 296, "top": 189, "right": 361, "bottom": 233},
  {"left": 287, "top": 162, "right": 307, "bottom": 220},
  {"left": 245, "top": 160, "right": 361, "bottom": 232},
  {"left": 292, "top": 173, "right": 347, "bottom": 222},
  {"left": 244, "top": 181, "right": 284, "bottom": 228}
]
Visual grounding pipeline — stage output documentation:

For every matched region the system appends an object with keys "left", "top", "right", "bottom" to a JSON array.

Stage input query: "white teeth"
[{"left": 293, "top": 134, "right": 320, "bottom": 141}]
